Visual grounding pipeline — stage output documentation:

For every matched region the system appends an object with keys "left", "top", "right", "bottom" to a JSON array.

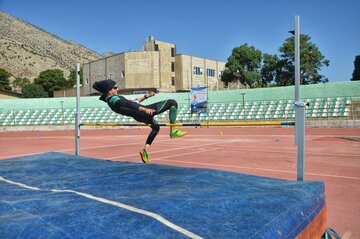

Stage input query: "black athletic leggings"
[{"left": 145, "top": 99, "right": 178, "bottom": 145}]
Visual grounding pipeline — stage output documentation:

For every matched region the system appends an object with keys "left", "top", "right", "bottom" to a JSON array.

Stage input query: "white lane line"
[
  {"left": 0, "top": 139, "right": 170, "bottom": 160},
  {"left": 151, "top": 148, "right": 219, "bottom": 161},
  {"left": 2, "top": 134, "right": 358, "bottom": 159},
  {"left": 106, "top": 139, "right": 239, "bottom": 160},
  {"left": 0, "top": 176, "right": 203, "bottom": 239},
  {"left": 223, "top": 148, "right": 360, "bottom": 157},
  {"left": 1, "top": 143, "right": 358, "bottom": 161},
  {"left": 0, "top": 152, "right": 49, "bottom": 160},
  {"left": 152, "top": 159, "right": 360, "bottom": 180},
  {"left": 61, "top": 139, "right": 171, "bottom": 152}
]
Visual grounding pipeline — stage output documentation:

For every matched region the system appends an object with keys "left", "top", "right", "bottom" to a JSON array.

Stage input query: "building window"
[
  {"left": 85, "top": 78, "right": 89, "bottom": 85},
  {"left": 218, "top": 71, "right": 224, "bottom": 78},
  {"left": 155, "top": 44, "right": 159, "bottom": 51},
  {"left": 121, "top": 71, "right": 125, "bottom": 77},
  {"left": 193, "top": 66, "right": 203, "bottom": 75},
  {"left": 171, "top": 47, "right": 175, "bottom": 57},
  {"left": 171, "top": 62, "right": 175, "bottom": 72},
  {"left": 207, "top": 69, "right": 215, "bottom": 77},
  {"left": 171, "top": 77, "right": 175, "bottom": 86}
]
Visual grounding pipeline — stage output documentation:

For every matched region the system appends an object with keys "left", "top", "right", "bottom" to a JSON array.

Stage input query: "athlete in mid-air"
[{"left": 93, "top": 79, "right": 187, "bottom": 163}]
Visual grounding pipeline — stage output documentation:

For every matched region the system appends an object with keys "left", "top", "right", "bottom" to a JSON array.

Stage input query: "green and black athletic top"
[{"left": 106, "top": 95, "right": 153, "bottom": 124}]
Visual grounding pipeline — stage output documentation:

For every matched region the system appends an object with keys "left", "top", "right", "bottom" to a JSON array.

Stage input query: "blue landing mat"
[{"left": 0, "top": 152, "right": 325, "bottom": 239}]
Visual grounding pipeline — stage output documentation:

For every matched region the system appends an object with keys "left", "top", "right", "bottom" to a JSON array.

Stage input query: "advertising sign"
[{"left": 190, "top": 87, "right": 208, "bottom": 114}]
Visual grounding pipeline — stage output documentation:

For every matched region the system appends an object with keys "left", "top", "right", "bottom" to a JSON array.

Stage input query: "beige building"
[
  {"left": 83, "top": 37, "right": 226, "bottom": 96},
  {"left": 175, "top": 54, "right": 226, "bottom": 92}
]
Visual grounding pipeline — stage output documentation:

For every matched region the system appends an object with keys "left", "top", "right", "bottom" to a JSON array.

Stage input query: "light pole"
[
  {"left": 60, "top": 100, "right": 64, "bottom": 124},
  {"left": 323, "top": 82, "right": 329, "bottom": 122},
  {"left": 241, "top": 92, "right": 246, "bottom": 119}
]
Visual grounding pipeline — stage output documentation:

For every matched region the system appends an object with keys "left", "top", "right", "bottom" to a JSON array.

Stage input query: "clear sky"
[{"left": 1, "top": 0, "right": 359, "bottom": 82}]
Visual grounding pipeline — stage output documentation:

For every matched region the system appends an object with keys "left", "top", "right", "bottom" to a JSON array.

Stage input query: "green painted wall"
[{"left": 1, "top": 81, "right": 359, "bottom": 111}]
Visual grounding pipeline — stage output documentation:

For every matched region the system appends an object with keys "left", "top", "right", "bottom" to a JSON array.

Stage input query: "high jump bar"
[{"left": 80, "top": 121, "right": 295, "bottom": 127}]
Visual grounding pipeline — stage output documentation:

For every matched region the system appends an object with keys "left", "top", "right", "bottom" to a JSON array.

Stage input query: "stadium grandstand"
[{"left": 1, "top": 81, "right": 359, "bottom": 128}]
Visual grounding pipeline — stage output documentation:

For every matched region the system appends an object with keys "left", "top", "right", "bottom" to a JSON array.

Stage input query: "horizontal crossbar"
[{"left": 81, "top": 121, "right": 295, "bottom": 127}]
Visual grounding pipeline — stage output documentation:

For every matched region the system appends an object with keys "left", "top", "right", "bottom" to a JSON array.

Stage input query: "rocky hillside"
[{"left": 0, "top": 11, "right": 102, "bottom": 81}]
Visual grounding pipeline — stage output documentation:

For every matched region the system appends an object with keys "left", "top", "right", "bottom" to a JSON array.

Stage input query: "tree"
[
  {"left": 220, "top": 68, "right": 236, "bottom": 88},
  {"left": 260, "top": 53, "right": 282, "bottom": 86},
  {"left": 351, "top": 55, "right": 360, "bottom": 81},
  {"left": 67, "top": 67, "right": 83, "bottom": 88},
  {"left": 0, "top": 68, "right": 12, "bottom": 91},
  {"left": 277, "top": 34, "right": 329, "bottom": 85},
  {"left": 12, "top": 77, "right": 30, "bottom": 92},
  {"left": 34, "top": 69, "right": 67, "bottom": 97},
  {"left": 21, "top": 84, "right": 48, "bottom": 98},
  {"left": 221, "top": 44, "right": 262, "bottom": 88}
]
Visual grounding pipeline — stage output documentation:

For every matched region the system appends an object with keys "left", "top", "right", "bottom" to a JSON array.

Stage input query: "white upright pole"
[
  {"left": 295, "top": 16, "right": 300, "bottom": 102},
  {"left": 75, "top": 63, "right": 81, "bottom": 156},
  {"left": 294, "top": 16, "right": 306, "bottom": 181}
]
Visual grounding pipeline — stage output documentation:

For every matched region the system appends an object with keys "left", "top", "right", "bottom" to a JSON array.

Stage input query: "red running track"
[{"left": 0, "top": 127, "right": 359, "bottom": 238}]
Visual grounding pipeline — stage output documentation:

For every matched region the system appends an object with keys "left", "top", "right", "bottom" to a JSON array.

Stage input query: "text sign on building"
[
  {"left": 190, "top": 87, "right": 208, "bottom": 114},
  {"left": 133, "top": 90, "right": 149, "bottom": 95}
]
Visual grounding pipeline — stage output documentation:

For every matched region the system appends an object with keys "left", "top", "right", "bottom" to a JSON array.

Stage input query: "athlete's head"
[{"left": 92, "top": 79, "right": 117, "bottom": 101}]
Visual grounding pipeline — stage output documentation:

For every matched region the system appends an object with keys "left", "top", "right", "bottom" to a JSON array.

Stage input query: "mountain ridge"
[{"left": 0, "top": 11, "right": 102, "bottom": 82}]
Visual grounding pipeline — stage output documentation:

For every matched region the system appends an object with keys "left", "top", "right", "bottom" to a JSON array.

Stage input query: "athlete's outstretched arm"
[{"left": 136, "top": 91, "right": 155, "bottom": 103}]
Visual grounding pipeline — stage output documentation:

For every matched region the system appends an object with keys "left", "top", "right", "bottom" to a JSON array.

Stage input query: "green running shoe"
[
  {"left": 169, "top": 129, "right": 187, "bottom": 139},
  {"left": 140, "top": 149, "right": 149, "bottom": 163}
]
